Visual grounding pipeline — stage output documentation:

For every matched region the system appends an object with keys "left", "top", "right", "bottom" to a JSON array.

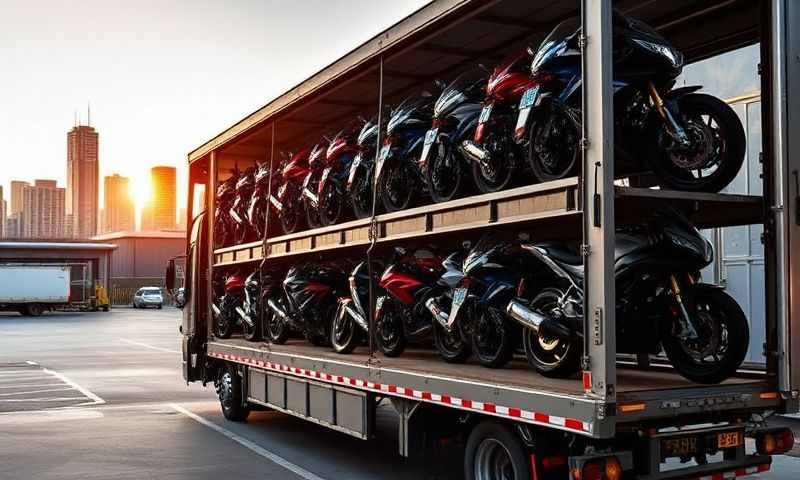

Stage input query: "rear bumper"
[{"left": 636, "top": 454, "right": 770, "bottom": 480}]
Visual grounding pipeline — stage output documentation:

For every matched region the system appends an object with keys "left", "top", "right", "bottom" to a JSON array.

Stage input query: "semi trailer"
[
  {"left": 169, "top": 1, "right": 800, "bottom": 479},
  {"left": 0, "top": 265, "right": 71, "bottom": 316}
]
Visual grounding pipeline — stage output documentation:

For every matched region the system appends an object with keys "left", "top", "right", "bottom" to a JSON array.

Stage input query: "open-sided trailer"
[{"left": 172, "top": 1, "right": 800, "bottom": 478}]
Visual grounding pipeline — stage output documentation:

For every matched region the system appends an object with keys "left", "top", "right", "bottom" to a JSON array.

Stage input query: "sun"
[{"left": 131, "top": 175, "right": 152, "bottom": 209}]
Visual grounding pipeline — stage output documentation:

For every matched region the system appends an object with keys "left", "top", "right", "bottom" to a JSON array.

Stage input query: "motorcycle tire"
[
  {"left": 331, "top": 302, "right": 359, "bottom": 354},
  {"left": 471, "top": 306, "right": 514, "bottom": 368},
  {"left": 380, "top": 160, "right": 419, "bottom": 213},
  {"left": 350, "top": 172, "right": 374, "bottom": 220},
  {"left": 522, "top": 288, "right": 580, "bottom": 378},
  {"left": 433, "top": 321, "right": 471, "bottom": 363},
  {"left": 426, "top": 143, "right": 466, "bottom": 204},
  {"left": 265, "top": 298, "right": 290, "bottom": 345},
  {"left": 319, "top": 180, "right": 345, "bottom": 227},
  {"left": 662, "top": 285, "right": 749, "bottom": 384},
  {"left": 650, "top": 93, "right": 746, "bottom": 193},
  {"left": 374, "top": 299, "right": 407, "bottom": 357},
  {"left": 526, "top": 104, "right": 580, "bottom": 182},
  {"left": 242, "top": 309, "right": 261, "bottom": 342},
  {"left": 305, "top": 199, "right": 323, "bottom": 230},
  {"left": 215, "top": 311, "right": 234, "bottom": 339}
]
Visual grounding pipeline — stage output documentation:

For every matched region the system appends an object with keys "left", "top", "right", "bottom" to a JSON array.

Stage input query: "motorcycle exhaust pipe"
[
  {"left": 505, "top": 299, "right": 572, "bottom": 339},
  {"left": 424, "top": 297, "right": 452, "bottom": 332},
  {"left": 235, "top": 306, "right": 253, "bottom": 325},
  {"left": 266, "top": 298, "right": 288, "bottom": 319},
  {"left": 459, "top": 140, "right": 491, "bottom": 165}
]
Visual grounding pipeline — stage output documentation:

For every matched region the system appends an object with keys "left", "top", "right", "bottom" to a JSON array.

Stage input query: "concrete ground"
[{"left": 0, "top": 308, "right": 796, "bottom": 479}]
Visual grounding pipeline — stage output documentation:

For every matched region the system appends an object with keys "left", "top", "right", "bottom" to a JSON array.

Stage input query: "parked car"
[{"left": 133, "top": 287, "right": 164, "bottom": 309}]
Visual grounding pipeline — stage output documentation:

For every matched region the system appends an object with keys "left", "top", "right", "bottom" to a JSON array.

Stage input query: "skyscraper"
[
  {"left": 10, "top": 180, "right": 29, "bottom": 215},
  {"left": 0, "top": 186, "right": 6, "bottom": 238},
  {"left": 67, "top": 124, "right": 99, "bottom": 239},
  {"left": 103, "top": 174, "right": 135, "bottom": 233},
  {"left": 148, "top": 166, "right": 177, "bottom": 231},
  {"left": 20, "top": 180, "right": 65, "bottom": 239}
]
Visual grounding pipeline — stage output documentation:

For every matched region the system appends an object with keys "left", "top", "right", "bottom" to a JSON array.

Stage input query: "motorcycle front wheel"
[
  {"left": 215, "top": 296, "right": 237, "bottom": 339},
  {"left": 526, "top": 104, "right": 580, "bottom": 182},
  {"left": 471, "top": 306, "right": 514, "bottom": 368},
  {"left": 319, "top": 180, "right": 345, "bottom": 227},
  {"left": 265, "top": 298, "right": 290, "bottom": 344},
  {"left": 279, "top": 192, "right": 303, "bottom": 235},
  {"left": 380, "top": 160, "right": 419, "bottom": 213},
  {"left": 650, "top": 93, "right": 745, "bottom": 193},
  {"left": 242, "top": 307, "right": 261, "bottom": 342},
  {"left": 331, "top": 302, "right": 360, "bottom": 354},
  {"left": 350, "top": 171, "right": 374, "bottom": 219},
  {"left": 374, "top": 298, "right": 407, "bottom": 357},
  {"left": 662, "top": 285, "right": 749, "bottom": 384},
  {"left": 522, "top": 288, "right": 579, "bottom": 378},
  {"left": 426, "top": 141, "right": 466, "bottom": 203},
  {"left": 433, "top": 321, "right": 471, "bottom": 363}
]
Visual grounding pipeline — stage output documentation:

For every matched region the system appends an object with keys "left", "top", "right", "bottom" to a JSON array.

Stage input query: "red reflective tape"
[
  {"left": 564, "top": 418, "right": 584, "bottom": 431},
  {"left": 534, "top": 412, "right": 549, "bottom": 424},
  {"left": 388, "top": 385, "right": 397, "bottom": 393},
  {"left": 462, "top": 399, "right": 472, "bottom": 408},
  {"left": 421, "top": 392, "right": 432, "bottom": 400},
  {"left": 508, "top": 407, "right": 521, "bottom": 418},
  {"left": 441, "top": 395, "right": 451, "bottom": 404},
  {"left": 484, "top": 403, "right": 496, "bottom": 413}
]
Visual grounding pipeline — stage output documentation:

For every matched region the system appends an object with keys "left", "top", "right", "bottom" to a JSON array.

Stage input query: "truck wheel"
[
  {"left": 25, "top": 304, "right": 44, "bottom": 317},
  {"left": 465, "top": 421, "right": 529, "bottom": 480},
  {"left": 216, "top": 366, "right": 250, "bottom": 422}
]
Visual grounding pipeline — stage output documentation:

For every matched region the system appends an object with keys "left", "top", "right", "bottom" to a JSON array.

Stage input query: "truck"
[
  {"left": 0, "top": 265, "right": 71, "bottom": 316},
  {"left": 168, "top": 1, "right": 800, "bottom": 479}
]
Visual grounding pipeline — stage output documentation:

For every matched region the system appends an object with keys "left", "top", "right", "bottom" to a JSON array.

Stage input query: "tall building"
[
  {"left": 20, "top": 180, "right": 65, "bottom": 239},
  {"left": 5, "top": 215, "right": 20, "bottom": 239},
  {"left": 67, "top": 124, "right": 99, "bottom": 239},
  {"left": 148, "top": 166, "right": 177, "bottom": 231},
  {"left": 0, "top": 186, "right": 5, "bottom": 238},
  {"left": 103, "top": 174, "right": 135, "bottom": 233},
  {"left": 10, "top": 180, "right": 29, "bottom": 215}
]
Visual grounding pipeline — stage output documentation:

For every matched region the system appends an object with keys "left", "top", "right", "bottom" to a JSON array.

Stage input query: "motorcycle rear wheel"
[
  {"left": 350, "top": 172, "right": 374, "bottom": 219},
  {"left": 331, "top": 302, "right": 359, "bottom": 354},
  {"left": 215, "top": 297, "right": 236, "bottom": 339},
  {"left": 319, "top": 180, "right": 345, "bottom": 227},
  {"left": 650, "top": 93, "right": 745, "bottom": 193},
  {"left": 433, "top": 321, "right": 471, "bottom": 363},
  {"left": 265, "top": 298, "right": 290, "bottom": 344},
  {"left": 471, "top": 126, "right": 518, "bottom": 194},
  {"left": 662, "top": 285, "right": 749, "bottom": 384},
  {"left": 374, "top": 300, "right": 407, "bottom": 357},
  {"left": 279, "top": 202, "right": 303, "bottom": 235},
  {"left": 522, "top": 288, "right": 580, "bottom": 378},
  {"left": 471, "top": 306, "right": 514, "bottom": 368}
]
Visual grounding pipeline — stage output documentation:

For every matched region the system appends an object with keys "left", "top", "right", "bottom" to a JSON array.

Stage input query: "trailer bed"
[{"left": 207, "top": 338, "right": 780, "bottom": 438}]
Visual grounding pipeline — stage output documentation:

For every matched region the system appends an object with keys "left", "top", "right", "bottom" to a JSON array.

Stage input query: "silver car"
[{"left": 133, "top": 287, "right": 163, "bottom": 309}]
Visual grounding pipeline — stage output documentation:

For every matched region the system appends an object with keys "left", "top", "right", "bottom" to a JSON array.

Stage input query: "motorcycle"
[
  {"left": 213, "top": 168, "right": 241, "bottom": 248},
  {"left": 271, "top": 147, "right": 311, "bottom": 235},
  {"left": 230, "top": 166, "right": 257, "bottom": 244},
  {"left": 513, "top": 11, "right": 745, "bottom": 192},
  {"left": 461, "top": 51, "right": 535, "bottom": 193},
  {"left": 264, "top": 262, "right": 348, "bottom": 346},
  {"left": 211, "top": 272, "right": 246, "bottom": 339},
  {"left": 418, "top": 74, "right": 486, "bottom": 203},
  {"left": 331, "top": 261, "right": 381, "bottom": 354},
  {"left": 506, "top": 208, "right": 749, "bottom": 383},
  {"left": 248, "top": 160, "right": 280, "bottom": 240},
  {"left": 375, "top": 95, "right": 434, "bottom": 213},
  {"left": 300, "top": 140, "right": 330, "bottom": 231},
  {"left": 373, "top": 247, "right": 443, "bottom": 357},
  {"left": 347, "top": 115, "right": 381, "bottom": 219},
  {"left": 316, "top": 123, "right": 362, "bottom": 226},
  {"left": 235, "top": 270, "right": 269, "bottom": 341}
]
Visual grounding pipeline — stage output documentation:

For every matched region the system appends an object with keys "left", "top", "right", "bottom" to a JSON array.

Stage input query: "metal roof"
[
  {"left": 189, "top": 0, "right": 760, "bottom": 165},
  {"left": 91, "top": 230, "right": 186, "bottom": 241},
  {"left": 0, "top": 242, "right": 117, "bottom": 251}
]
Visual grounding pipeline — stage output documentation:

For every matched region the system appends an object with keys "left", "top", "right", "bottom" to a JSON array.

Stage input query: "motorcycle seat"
[{"left": 537, "top": 243, "right": 583, "bottom": 266}]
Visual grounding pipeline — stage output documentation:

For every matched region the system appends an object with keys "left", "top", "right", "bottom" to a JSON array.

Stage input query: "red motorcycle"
[
  {"left": 373, "top": 247, "right": 443, "bottom": 357},
  {"left": 271, "top": 147, "right": 311, "bottom": 235},
  {"left": 213, "top": 168, "right": 241, "bottom": 248},
  {"left": 316, "top": 123, "right": 362, "bottom": 226},
  {"left": 248, "top": 160, "right": 280, "bottom": 240},
  {"left": 461, "top": 51, "right": 537, "bottom": 193},
  {"left": 211, "top": 272, "right": 246, "bottom": 339},
  {"left": 301, "top": 140, "right": 330, "bottom": 230}
]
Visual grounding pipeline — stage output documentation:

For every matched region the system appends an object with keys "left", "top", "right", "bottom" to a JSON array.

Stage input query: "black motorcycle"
[
  {"left": 419, "top": 74, "right": 485, "bottom": 203},
  {"left": 213, "top": 169, "right": 240, "bottom": 249},
  {"left": 230, "top": 166, "right": 256, "bottom": 244},
  {"left": 236, "top": 270, "right": 267, "bottom": 341},
  {"left": 264, "top": 262, "right": 348, "bottom": 347},
  {"left": 514, "top": 10, "right": 745, "bottom": 192},
  {"left": 330, "top": 261, "right": 380, "bottom": 354},
  {"left": 376, "top": 95, "right": 434, "bottom": 213},
  {"left": 301, "top": 140, "right": 330, "bottom": 230},
  {"left": 506, "top": 208, "right": 749, "bottom": 383},
  {"left": 211, "top": 272, "right": 247, "bottom": 339},
  {"left": 248, "top": 160, "right": 279, "bottom": 240},
  {"left": 347, "top": 116, "right": 380, "bottom": 219}
]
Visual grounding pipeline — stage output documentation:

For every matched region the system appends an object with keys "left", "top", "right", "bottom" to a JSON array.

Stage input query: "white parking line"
[
  {"left": 169, "top": 403, "right": 328, "bottom": 480},
  {"left": 0, "top": 387, "right": 74, "bottom": 397},
  {"left": 42, "top": 367, "right": 105, "bottom": 406},
  {"left": 0, "top": 383, "right": 63, "bottom": 389},
  {"left": 120, "top": 338, "right": 180, "bottom": 354},
  {"left": 0, "top": 397, "right": 88, "bottom": 402}
]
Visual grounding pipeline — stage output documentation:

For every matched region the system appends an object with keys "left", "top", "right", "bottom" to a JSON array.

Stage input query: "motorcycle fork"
[
  {"left": 647, "top": 82, "right": 690, "bottom": 147},
  {"left": 669, "top": 274, "right": 699, "bottom": 338}
]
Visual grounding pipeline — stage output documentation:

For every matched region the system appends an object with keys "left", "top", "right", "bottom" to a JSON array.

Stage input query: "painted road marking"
[
  {"left": 0, "top": 387, "right": 74, "bottom": 396},
  {"left": 0, "top": 383, "right": 64, "bottom": 389},
  {"left": 0, "top": 408, "right": 104, "bottom": 425},
  {"left": 0, "top": 397, "right": 89, "bottom": 402},
  {"left": 42, "top": 367, "right": 105, "bottom": 406},
  {"left": 170, "top": 403, "right": 328, "bottom": 480},
  {"left": 0, "top": 364, "right": 105, "bottom": 412},
  {"left": 120, "top": 338, "right": 180, "bottom": 354}
]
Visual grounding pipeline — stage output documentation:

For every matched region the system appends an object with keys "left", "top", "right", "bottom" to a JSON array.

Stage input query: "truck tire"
[
  {"left": 25, "top": 304, "right": 44, "bottom": 317},
  {"left": 465, "top": 420, "right": 529, "bottom": 480},
  {"left": 216, "top": 365, "right": 250, "bottom": 422}
]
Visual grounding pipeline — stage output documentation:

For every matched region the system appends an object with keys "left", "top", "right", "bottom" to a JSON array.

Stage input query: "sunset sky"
[{"left": 0, "top": 0, "right": 429, "bottom": 215}]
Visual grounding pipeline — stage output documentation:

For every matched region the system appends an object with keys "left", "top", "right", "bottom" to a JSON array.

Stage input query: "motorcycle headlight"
[{"left": 632, "top": 39, "right": 682, "bottom": 68}]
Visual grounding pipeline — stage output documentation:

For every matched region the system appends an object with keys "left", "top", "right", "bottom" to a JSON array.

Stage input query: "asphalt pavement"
[{"left": 0, "top": 308, "right": 797, "bottom": 479}]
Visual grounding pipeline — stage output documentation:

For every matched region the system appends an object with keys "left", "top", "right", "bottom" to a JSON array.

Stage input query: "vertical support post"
[
  {"left": 772, "top": 0, "right": 800, "bottom": 397},
  {"left": 582, "top": 0, "right": 616, "bottom": 407},
  {"left": 207, "top": 151, "right": 218, "bottom": 338},
  {"left": 366, "top": 56, "right": 384, "bottom": 362}
]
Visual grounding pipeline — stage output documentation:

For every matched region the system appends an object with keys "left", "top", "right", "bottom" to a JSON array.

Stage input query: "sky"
[{"left": 0, "top": 0, "right": 429, "bottom": 217}]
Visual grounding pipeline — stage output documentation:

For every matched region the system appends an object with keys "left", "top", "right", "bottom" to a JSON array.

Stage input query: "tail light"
[
  {"left": 571, "top": 456, "right": 622, "bottom": 480},
  {"left": 756, "top": 428, "right": 794, "bottom": 455}
]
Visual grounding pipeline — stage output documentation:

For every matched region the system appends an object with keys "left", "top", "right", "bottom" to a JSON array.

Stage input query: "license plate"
[
  {"left": 478, "top": 104, "right": 492, "bottom": 124},
  {"left": 717, "top": 431, "right": 743, "bottom": 449},
  {"left": 661, "top": 437, "right": 697, "bottom": 458},
  {"left": 448, "top": 287, "right": 468, "bottom": 327},
  {"left": 419, "top": 128, "right": 438, "bottom": 166},
  {"left": 519, "top": 86, "right": 540, "bottom": 109}
]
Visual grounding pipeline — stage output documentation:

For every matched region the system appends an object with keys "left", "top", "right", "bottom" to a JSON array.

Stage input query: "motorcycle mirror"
[
  {"left": 434, "top": 79, "right": 446, "bottom": 90},
  {"left": 526, "top": 46, "right": 535, "bottom": 57}
]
